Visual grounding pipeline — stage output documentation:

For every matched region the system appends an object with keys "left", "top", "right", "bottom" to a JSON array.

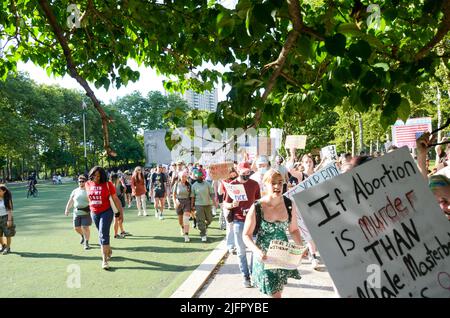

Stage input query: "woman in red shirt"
[
  {"left": 131, "top": 166, "right": 147, "bottom": 216},
  {"left": 85, "top": 166, "right": 123, "bottom": 270}
]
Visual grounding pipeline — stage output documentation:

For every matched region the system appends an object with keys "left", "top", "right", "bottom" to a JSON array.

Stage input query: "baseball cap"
[
  {"left": 256, "top": 156, "right": 269, "bottom": 165},
  {"left": 193, "top": 170, "right": 203, "bottom": 178},
  {"left": 237, "top": 162, "right": 251, "bottom": 173}
]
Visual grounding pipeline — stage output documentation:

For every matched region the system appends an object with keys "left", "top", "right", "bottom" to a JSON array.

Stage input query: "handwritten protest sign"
[
  {"left": 208, "top": 162, "right": 234, "bottom": 181},
  {"left": 258, "top": 137, "right": 273, "bottom": 156},
  {"left": 284, "top": 162, "right": 341, "bottom": 200},
  {"left": 321, "top": 145, "right": 338, "bottom": 161},
  {"left": 264, "top": 240, "right": 307, "bottom": 270},
  {"left": 292, "top": 147, "right": 450, "bottom": 298},
  {"left": 285, "top": 135, "right": 307, "bottom": 149},
  {"left": 224, "top": 183, "right": 248, "bottom": 202}
]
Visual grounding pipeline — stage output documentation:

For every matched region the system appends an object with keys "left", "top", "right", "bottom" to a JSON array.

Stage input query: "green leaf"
[
  {"left": 408, "top": 86, "right": 423, "bottom": 104},
  {"left": 397, "top": 98, "right": 410, "bottom": 122},
  {"left": 361, "top": 71, "right": 378, "bottom": 88},
  {"left": 349, "top": 62, "right": 362, "bottom": 79},
  {"left": 325, "top": 33, "right": 346, "bottom": 57},
  {"left": 348, "top": 40, "right": 372, "bottom": 61}
]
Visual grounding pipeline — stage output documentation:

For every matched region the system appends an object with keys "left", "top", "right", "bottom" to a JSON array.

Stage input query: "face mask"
[
  {"left": 259, "top": 168, "right": 268, "bottom": 174},
  {"left": 241, "top": 175, "right": 250, "bottom": 181},
  {"left": 230, "top": 176, "right": 237, "bottom": 180}
]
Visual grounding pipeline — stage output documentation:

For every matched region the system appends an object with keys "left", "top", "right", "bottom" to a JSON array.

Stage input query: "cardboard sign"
[
  {"left": 284, "top": 162, "right": 341, "bottom": 200},
  {"left": 264, "top": 240, "right": 307, "bottom": 270},
  {"left": 258, "top": 137, "right": 273, "bottom": 156},
  {"left": 285, "top": 135, "right": 307, "bottom": 149},
  {"left": 292, "top": 147, "right": 450, "bottom": 298},
  {"left": 224, "top": 183, "right": 248, "bottom": 202},
  {"left": 208, "top": 162, "right": 234, "bottom": 181},
  {"left": 321, "top": 145, "right": 338, "bottom": 161}
]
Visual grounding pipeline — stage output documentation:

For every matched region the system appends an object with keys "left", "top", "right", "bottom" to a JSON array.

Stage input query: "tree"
[{"left": 1, "top": 0, "right": 450, "bottom": 154}]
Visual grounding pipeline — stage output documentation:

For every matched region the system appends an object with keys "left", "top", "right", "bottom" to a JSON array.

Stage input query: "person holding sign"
[
  {"left": 224, "top": 162, "right": 261, "bottom": 288},
  {"left": 243, "top": 169, "right": 302, "bottom": 298}
]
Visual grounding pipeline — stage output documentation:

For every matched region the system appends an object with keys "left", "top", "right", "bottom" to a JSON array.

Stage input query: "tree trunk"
[
  {"left": 369, "top": 141, "right": 373, "bottom": 155},
  {"left": 358, "top": 113, "right": 364, "bottom": 154},
  {"left": 351, "top": 129, "right": 356, "bottom": 157},
  {"left": 436, "top": 87, "right": 441, "bottom": 163},
  {"left": 376, "top": 136, "right": 380, "bottom": 152}
]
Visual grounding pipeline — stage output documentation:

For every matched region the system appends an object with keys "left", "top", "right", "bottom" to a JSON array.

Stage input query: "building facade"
[{"left": 183, "top": 88, "right": 218, "bottom": 112}]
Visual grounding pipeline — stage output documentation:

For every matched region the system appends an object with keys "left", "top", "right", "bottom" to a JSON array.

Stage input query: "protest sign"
[
  {"left": 321, "top": 145, "right": 338, "bottom": 161},
  {"left": 208, "top": 162, "right": 234, "bottom": 181},
  {"left": 224, "top": 183, "right": 248, "bottom": 202},
  {"left": 292, "top": 147, "right": 450, "bottom": 298},
  {"left": 258, "top": 137, "right": 273, "bottom": 156},
  {"left": 264, "top": 240, "right": 307, "bottom": 270},
  {"left": 270, "top": 128, "right": 283, "bottom": 150},
  {"left": 284, "top": 162, "right": 341, "bottom": 200},
  {"left": 285, "top": 135, "right": 307, "bottom": 149}
]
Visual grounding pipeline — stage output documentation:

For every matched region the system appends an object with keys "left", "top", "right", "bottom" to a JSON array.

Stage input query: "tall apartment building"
[{"left": 183, "top": 87, "right": 218, "bottom": 112}]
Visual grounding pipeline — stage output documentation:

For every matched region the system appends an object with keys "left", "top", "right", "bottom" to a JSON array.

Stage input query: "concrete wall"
[{"left": 144, "top": 129, "right": 172, "bottom": 166}]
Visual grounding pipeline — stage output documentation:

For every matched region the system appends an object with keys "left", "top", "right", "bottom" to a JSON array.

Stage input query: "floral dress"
[{"left": 252, "top": 204, "right": 301, "bottom": 295}]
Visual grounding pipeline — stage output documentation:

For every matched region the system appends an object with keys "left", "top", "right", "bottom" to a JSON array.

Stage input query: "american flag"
[{"left": 392, "top": 117, "right": 432, "bottom": 149}]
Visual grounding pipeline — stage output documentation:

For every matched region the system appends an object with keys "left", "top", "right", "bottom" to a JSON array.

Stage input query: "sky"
[{"left": 18, "top": 60, "right": 228, "bottom": 104}]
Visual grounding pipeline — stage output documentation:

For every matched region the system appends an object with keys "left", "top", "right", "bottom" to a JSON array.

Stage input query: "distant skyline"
[{"left": 18, "top": 60, "right": 229, "bottom": 104}]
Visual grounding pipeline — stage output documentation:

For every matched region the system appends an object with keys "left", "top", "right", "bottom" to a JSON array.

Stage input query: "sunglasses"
[{"left": 78, "top": 180, "right": 86, "bottom": 183}]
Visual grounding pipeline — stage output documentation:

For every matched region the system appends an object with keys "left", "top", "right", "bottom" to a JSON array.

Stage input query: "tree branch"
[
  {"left": 38, "top": 0, "right": 116, "bottom": 157},
  {"left": 415, "top": 0, "right": 450, "bottom": 61}
]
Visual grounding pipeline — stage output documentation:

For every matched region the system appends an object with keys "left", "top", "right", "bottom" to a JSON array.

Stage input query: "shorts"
[
  {"left": 126, "top": 185, "right": 132, "bottom": 194},
  {"left": 73, "top": 214, "right": 92, "bottom": 227},
  {"left": 0, "top": 215, "right": 16, "bottom": 237},
  {"left": 154, "top": 190, "right": 165, "bottom": 198},
  {"left": 176, "top": 198, "right": 191, "bottom": 215}
]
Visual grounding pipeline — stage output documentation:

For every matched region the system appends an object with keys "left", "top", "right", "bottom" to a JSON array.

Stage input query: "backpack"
[{"left": 253, "top": 196, "right": 292, "bottom": 236}]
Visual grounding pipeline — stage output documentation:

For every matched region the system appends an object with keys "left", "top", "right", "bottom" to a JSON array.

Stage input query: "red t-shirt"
[
  {"left": 225, "top": 179, "right": 261, "bottom": 222},
  {"left": 85, "top": 181, "right": 116, "bottom": 214}
]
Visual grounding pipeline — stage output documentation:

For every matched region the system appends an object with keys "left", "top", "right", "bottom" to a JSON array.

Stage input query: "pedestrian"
[
  {"left": 190, "top": 170, "right": 214, "bottom": 242},
  {"left": 64, "top": 175, "right": 92, "bottom": 250},
  {"left": 219, "top": 168, "right": 238, "bottom": 254},
  {"left": 243, "top": 169, "right": 302, "bottom": 298},
  {"left": 0, "top": 184, "right": 15, "bottom": 255},
  {"left": 123, "top": 170, "right": 133, "bottom": 208},
  {"left": 85, "top": 166, "right": 124, "bottom": 270},
  {"left": 132, "top": 166, "right": 148, "bottom": 216},
  {"left": 111, "top": 173, "right": 131, "bottom": 239},
  {"left": 151, "top": 165, "right": 167, "bottom": 220},
  {"left": 173, "top": 171, "right": 192, "bottom": 242},
  {"left": 223, "top": 162, "right": 261, "bottom": 287}
]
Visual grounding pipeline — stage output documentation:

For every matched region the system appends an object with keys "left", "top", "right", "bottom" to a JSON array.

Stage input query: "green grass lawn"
[{"left": 1, "top": 183, "right": 224, "bottom": 297}]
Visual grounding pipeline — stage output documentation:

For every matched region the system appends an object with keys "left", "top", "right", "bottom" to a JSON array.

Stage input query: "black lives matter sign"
[{"left": 293, "top": 147, "right": 450, "bottom": 298}]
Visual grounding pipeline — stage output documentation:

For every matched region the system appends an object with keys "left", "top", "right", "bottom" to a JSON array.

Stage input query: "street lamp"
[{"left": 82, "top": 101, "right": 88, "bottom": 174}]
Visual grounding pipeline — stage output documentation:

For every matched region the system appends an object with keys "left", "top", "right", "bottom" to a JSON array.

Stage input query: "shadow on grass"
[
  {"left": 16, "top": 252, "right": 197, "bottom": 272},
  {"left": 111, "top": 245, "right": 206, "bottom": 253},
  {"left": 128, "top": 235, "right": 224, "bottom": 244}
]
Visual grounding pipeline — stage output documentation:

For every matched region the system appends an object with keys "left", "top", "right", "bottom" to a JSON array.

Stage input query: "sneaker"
[
  {"left": 102, "top": 261, "right": 110, "bottom": 270},
  {"left": 201, "top": 236, "right": 207, "bottom": 242},
  {"left": 155, "top": 210, "right": 158, "bottom": 218},
  {"left": 0, "top": 245, "right": 5, "bottom": 253},
  {"left": 121, "top": 231, "right": 131, "bottom": 237},
  {"left": 80, "top": 235, "right": 85, "bottom": 245},
  {"left": 143, "top": 212, "right": 148, "bottom": 216},
  {"left": 138, "top": 212, "right": 143, "bottom": 216},
  {"left": 114, "top": 234, "right": 121, "bottom": 239},
  {"left": 84, "top": 242, "right": 90, "bottom": 250},
  {"left": 184, "top": 235, "right": 190, "bottom": 243},
  {"left": 311, "top": 258, "right": 320, "bottom": 270},
  {"left": 159, "top": 214, "right": 164, "bottom": 220},
  {"left": 243, "top": 278, "right": 252, "bottom": 288},
  {"left": 2, "top": 247, "right": 11, "bottom": 255}
]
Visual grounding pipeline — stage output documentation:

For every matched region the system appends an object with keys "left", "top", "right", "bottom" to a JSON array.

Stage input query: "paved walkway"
[{"left": 172, "top": 239, "right": 338, "bottom": 298}]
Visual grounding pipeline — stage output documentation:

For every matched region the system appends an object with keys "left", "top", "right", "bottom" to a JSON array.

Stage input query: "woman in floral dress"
[{"left": 243, "top": 169, "right": 303, "bottom": 297}]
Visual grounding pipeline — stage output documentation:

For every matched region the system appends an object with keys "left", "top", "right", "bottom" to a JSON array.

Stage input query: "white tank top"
[{"left": 0, "top": 199, "right": 7, "bottom": 216}]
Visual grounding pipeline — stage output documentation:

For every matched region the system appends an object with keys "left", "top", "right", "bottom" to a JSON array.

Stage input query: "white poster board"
[
  {"left": 285, "top": 135, "right": 307, "bottom": 149},
  {"left": 321, "top": 145, "right": 338, "bottom": 161},
  {"left": 224, "top": 183, "right": 248, "bottom": 202},
  {"left": 264, "top": 240, "right": 307, "bottom": 270},
  {"left": 284, "top": 162, "right": 341, "bottom": 200},
  {"left": 292, "top": 147, "right": 450, "bottom": 298}
]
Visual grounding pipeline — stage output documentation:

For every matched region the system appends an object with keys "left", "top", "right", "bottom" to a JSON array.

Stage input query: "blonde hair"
[{"left": 262, "top": 169, "right": 283, "bottom": 185}]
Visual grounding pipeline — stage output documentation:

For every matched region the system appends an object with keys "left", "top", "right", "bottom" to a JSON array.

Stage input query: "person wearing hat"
[
  {"left": 190, "top": 169, "right": 215, "bottom": 242},
  {"left": 250, "top": 156, "right": 270, "bottom": 196},
  {"left": 429, "top": 174, "right": 450, "bottom": 221},
  {"left": 224, "top": 161, "right": 261, "bottom": 288}
]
